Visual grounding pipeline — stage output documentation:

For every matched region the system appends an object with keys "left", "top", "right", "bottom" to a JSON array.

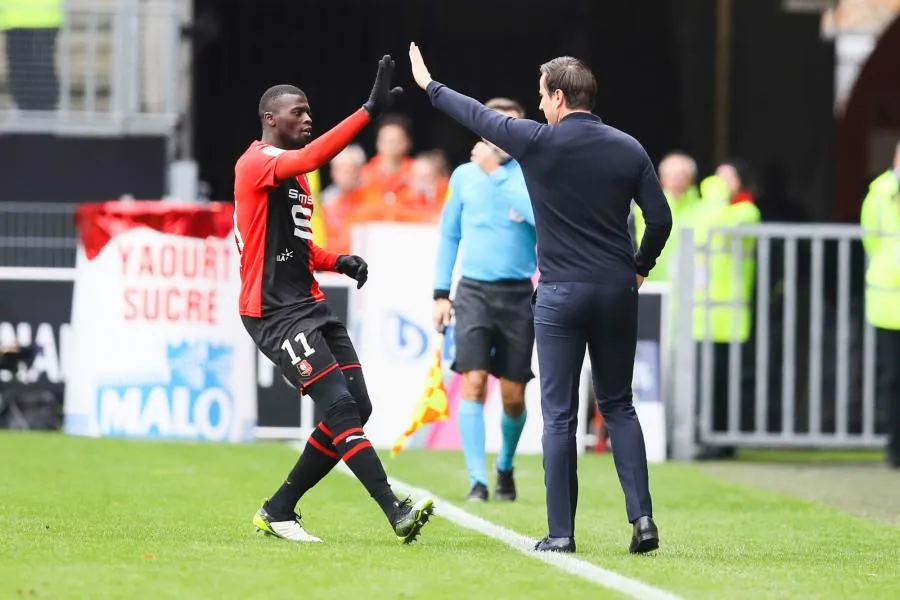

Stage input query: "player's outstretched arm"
[
  {"left": 274, "top": 55, "right": 404, "bottom": 181},
  {"left": 273, "top": 110, "right": 371, "bottom": 181},
  {"left": 408, "top": 42, "right": 541, "bottom": 161}
]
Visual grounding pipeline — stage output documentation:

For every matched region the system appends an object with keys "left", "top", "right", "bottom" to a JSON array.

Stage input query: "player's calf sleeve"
[
  {"left": 325, "top": 403, "right": 397, "bottom": 519},
  {"left": 266, "top": 422, "right": 339, "bottom": 518},
  {"left": 343, "top": 366, "right": 373, "bottom": 425}
]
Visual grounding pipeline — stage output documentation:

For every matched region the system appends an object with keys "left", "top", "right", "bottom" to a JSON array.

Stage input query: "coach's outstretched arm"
[
  {"left": 274, "top": 56, "right": 403, "bottom": 181},
  {"left": 409, "top": 42, "right": 541, "bottom": 161}
]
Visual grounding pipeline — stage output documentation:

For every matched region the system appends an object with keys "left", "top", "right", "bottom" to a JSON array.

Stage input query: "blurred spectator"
[
  {"left": 322, "top": 144, "right": 367, "bottom": 205},
  {"left": 694, "top": 157, "right": 761, "bottom": 459},
  {"left": 632, "top": 151, "right": 701, "bottom": 281},
  {"left": 716, "top": 157, "right": 756, "bottom": 205},
  {"left": 859, "top": 141, "right": 900, "bottom": 468},
  {"left": 320, "top": 145, "right": 374, "bottom": 255},
  {"left": 360, "top": 114, "right": 414, "bottom": 204},
  {"left": 407, "top": 150, "right": 451, "bottom": 223},
  {"left": 1, "top": 0, "right": 62, "bottom": 111}
]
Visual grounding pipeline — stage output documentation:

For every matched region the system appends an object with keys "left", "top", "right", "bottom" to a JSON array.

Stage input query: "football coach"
[{"left": 409, "top": 42, "right": 672, "bottom": 554}]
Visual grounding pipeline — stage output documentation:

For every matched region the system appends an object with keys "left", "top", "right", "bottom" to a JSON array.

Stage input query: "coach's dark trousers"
[{"left": 533, "top": 281, "right": 653, "bottom": 538}]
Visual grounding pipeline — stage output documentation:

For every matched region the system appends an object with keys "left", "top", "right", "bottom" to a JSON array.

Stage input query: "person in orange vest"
[
  {"left": 360, "top": 114, "right": 414, "bottom": 204},
  {"left": 405, "top": 150, "right": 451, "bottom": 223}
]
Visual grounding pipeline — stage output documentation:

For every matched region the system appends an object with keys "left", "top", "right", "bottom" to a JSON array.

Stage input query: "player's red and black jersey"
[{"left": 233, "top": 141, "right": 339, "bottom": 317}]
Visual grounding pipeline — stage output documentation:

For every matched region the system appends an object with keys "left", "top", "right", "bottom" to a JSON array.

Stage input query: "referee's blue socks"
[
  {"left": 497, "top": 410, "right": 527, "bottom": 472},
  {"left": 458, "top": 399, "right": 488, "bottom": 486}
]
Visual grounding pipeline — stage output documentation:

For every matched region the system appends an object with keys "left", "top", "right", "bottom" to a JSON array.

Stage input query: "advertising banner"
[{"left": 62, "top": 202, "right": 257, "bottom": 443}]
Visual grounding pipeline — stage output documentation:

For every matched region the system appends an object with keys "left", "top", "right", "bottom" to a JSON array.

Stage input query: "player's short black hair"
[{"left": 258, "top": 84, "right": 306, "bottom": 118}]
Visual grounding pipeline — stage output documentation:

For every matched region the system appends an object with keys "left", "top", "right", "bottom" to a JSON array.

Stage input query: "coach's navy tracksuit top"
[{"left": 426, "top": 81, "right": 673, "bottom": 285}]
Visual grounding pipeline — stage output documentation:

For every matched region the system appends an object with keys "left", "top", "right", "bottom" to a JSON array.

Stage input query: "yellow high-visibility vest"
[
  {"left": 860, "top": 170, "right": 900, "bottom": 330},
  {"left": 0, "top": 0, "right": 63, "bottom": 31},
  {"left": 693, "top": 175, "right": 761, "bottom": 343},
  {"left": 306, "top": 168, "right": 328, "bottom": 249},
  {"left": 632, "top": 186, "right": 702, "bottom": 281}
]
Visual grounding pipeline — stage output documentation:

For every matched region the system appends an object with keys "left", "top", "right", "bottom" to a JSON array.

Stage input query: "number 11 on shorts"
[{"left": 282, "top": 332, "right": 315, "bottom": 365}]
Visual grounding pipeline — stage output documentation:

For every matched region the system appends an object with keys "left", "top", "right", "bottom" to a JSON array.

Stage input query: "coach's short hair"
[
  {"left": 258, "top": 84, "right": 306, "bottom": 118},
  {"left": 539, "top": 56, "right": 597, "bottom": 111},
  {"left": 486, "top": 97, "right": 525, "bottom": 118}
]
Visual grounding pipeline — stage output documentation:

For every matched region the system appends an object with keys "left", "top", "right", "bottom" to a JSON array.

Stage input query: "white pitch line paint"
[{"left": 289, "top": 444, "right": 681, "bottom": 600}]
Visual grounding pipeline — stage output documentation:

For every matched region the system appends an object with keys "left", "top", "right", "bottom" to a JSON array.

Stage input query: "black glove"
[
  {"left": 336, "top": 255, "right": 368, "bottom": 289},
  {"left": 362, "top": 55, "right": 403, "bottom": 117}
]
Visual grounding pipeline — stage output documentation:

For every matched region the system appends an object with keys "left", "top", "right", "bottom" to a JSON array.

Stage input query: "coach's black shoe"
[
  {"left": 465, "top": 482, "right": 489, "bottom": 502},
  {"left": 629, "top": 516, "right": 659, "bottom": 554},
  {"left": 391, "top": 497, "right": 434, "bottom": 544},
  {"left": 494, "top": 468, "right": 517, "bottom": 502},
  {"left": 534, "top": 536, "right": 576, "bottom": 553}
]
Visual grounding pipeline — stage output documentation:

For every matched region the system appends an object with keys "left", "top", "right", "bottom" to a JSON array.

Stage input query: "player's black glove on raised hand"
[
  {"left": 336, "top": 255, "right": 369, "bottom": 289},
  {"left": 363, "top": 55, "right": 403, "bottom": 117}
]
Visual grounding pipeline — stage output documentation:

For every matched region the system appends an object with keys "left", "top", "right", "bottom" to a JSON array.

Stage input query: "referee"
[
  {"left": 410, "top": 43, "right": 672, "bottom": 554},
  {"left": 433, "top": 98, "right": 537, "bottom": 503}
]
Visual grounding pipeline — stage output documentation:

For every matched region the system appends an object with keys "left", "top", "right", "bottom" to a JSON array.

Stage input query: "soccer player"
[
  {"left": 432, "top": 98, "right": 536, "bottom": 503},
  {"left": 233, "top": 55, "right": 434, "bottom": 544}
]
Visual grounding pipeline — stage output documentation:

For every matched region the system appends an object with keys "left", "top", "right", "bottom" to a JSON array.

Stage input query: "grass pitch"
[{"left": 2, "top": 432, "right": 899, "bottom": 599}]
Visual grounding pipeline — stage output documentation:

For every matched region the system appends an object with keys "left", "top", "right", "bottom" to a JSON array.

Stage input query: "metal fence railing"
[
  {"left": 0, "top": 202, "right": 78, "bottom": 268},
  {"left": 0, "top": 0, "right": 185, "bottom": 136},
  {"left": 670, "top": 224, "right": 888, "bottom": 459},
  {"left": 0, "top": 203, "right": 892, "bottom": 458}
]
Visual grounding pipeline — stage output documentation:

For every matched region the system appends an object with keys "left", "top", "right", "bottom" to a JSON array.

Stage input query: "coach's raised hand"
[
  {"left": 363, "top": 55, "right": 403, "bottom": 117},
  {"left": 408, "top": 42, "right": 433, "bottom": 90}
]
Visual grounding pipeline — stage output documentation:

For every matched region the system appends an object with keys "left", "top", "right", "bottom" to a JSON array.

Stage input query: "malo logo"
[{"left": 95, "top": 341, "right": 236, "bottom": 441}]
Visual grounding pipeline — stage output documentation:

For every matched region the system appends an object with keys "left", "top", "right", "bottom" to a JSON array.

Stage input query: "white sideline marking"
[{"left": 289, "top": 443, "right": 681, "bottom": 600}]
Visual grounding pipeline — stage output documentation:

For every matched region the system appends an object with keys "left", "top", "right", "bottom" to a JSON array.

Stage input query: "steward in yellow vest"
[
  {"left": 693, "top": 158, "right": 761, "bottom": 459},
  {"left": 859, "top": 148, "right": 900, "bottom": 467},
  {"left": 1, "top": 0, "right": 63, "bottom": 111}
]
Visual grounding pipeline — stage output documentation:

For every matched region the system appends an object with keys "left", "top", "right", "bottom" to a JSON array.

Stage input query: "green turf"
[
  {"left": 0, "top": 432, "right": 620, "bottom": 600},
  {"left": 388, "top": 449, "right": 900, "bottom": 600},
  {"left": 3, "top": 432, "right": 900, "bottom": 600},
  {"left": 734, "top": 448, "right": 885, "bottom": 464}
]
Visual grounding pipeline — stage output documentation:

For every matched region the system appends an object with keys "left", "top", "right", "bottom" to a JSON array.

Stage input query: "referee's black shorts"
[{"left": 451, "top": 277, "right": 535, "bottom": 383}]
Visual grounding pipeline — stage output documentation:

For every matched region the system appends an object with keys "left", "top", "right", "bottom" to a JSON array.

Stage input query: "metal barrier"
[
  {"left": 0, "top": 202, "right": 890, "bottom": 458},
  {"left": 0, "top": 202, "right": 78, "bottom": 269},
  {"left": 670, "top": 223, "right": 886, "bottom": 459},
  {"left": 0, "top": 0, "right": 185, "bottom": 136}
]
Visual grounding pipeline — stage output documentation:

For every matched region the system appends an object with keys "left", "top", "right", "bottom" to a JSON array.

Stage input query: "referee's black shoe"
[
  {"left": 465, "top": 482, "right": 488, "bottom": 502},
  {"left": 494, "top": 468, "right": 517, "bottom": 502},
  {"left": 629, "top": 516, "right": 659, "bottom": 554}
]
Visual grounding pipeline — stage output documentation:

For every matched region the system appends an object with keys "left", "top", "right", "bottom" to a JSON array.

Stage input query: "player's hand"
[
  {"left": 336, "top": 255, "right": 369, "bottom": 289},
  {"left": 433, "top": 298, "right": 452, "bottom": 333},
  {"left": 636, "top": 274, "right": 645, "bottom": 289},
  {"left": 408, "top": 42, "right": 433, "bottom": 91},
  {"left": 363, "top": 55, "right": 403, "bottom": 117}
]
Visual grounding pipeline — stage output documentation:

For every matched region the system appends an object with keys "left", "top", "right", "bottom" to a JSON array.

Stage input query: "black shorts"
[
  {"left": 242, "top": 302, "right": 360, "bottom": 394},
  {"left": 451, "top": 277, "right": 535, "bottom": 383}
]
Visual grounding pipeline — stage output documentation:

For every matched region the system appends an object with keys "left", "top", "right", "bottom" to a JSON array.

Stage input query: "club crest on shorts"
[{"left": 298, "top": 359, "right": 313, "bottom": 377}]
